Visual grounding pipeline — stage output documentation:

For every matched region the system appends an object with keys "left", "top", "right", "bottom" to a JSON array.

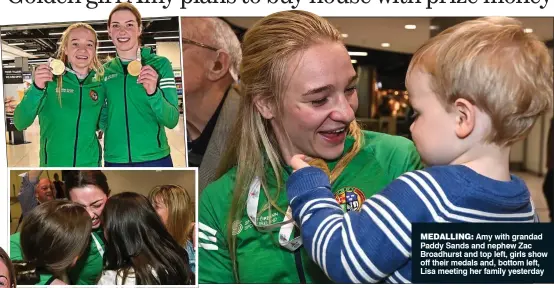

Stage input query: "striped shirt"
[{"left": 286, "top": 165, "right": 537, "bottom": 284}]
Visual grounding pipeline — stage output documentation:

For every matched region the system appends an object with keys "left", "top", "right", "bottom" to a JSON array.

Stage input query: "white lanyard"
[
  {"left": 91, "top": 232, "right": 104, "bottom": 257},
  {"left": 246, "top": 177, "right": 303, "bottom": 252}
]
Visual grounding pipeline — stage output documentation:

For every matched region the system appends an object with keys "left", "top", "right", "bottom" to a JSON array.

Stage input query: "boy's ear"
[{"left": 453, "top": 98, "right": 475, "bottom": 139}]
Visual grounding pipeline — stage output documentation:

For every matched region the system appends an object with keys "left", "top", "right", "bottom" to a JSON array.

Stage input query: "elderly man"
[
  {"left": 182, "top": 17, "right": 242, "bottom": 192},
  {"left": 18, "top": 170, "right": 55, "bottom": 220}
]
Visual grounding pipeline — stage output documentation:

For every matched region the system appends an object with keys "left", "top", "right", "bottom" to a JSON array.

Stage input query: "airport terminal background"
[
  {"left": 224, "top": 17, "right": 554, "bottom": 221},
  {"left": 1, "top": 16, "right": 187, "bottom": 167},
  {"left": 2, "top": 17, "right": 553, "bottom": 219}
]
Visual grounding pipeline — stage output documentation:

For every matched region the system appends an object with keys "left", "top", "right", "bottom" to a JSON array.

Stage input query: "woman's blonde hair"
[
  {"left": 55, "top": 23, "right": 104, "bottom": 106},
  {"left": 215, "top": 10, "right": 363, "bottom": 282},
  {"left": 20, "top": 200, "right": 92, "bottom": 284},
  {"left": 148, "top": 185, "right": 195, "bottom": 246}
]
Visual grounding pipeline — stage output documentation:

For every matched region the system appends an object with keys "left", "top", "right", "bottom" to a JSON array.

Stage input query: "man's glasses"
[{"left": 181, "top": 37, "right": 218, "bottom": 52}]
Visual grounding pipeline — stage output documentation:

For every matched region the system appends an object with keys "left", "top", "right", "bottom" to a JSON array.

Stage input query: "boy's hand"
[{"left": 290, "top": 154, "right": 312, "bottom": 172}]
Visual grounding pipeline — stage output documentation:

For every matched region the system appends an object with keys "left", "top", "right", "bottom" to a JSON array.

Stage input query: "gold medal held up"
[
  {"left": 49, "top": 59, "right": 65, "bottom": 76},
  {"left": 128, "top": 60, "right": 142, "bottom": 77},
  {"left": 127, "top": 48, "right": 142, "bottom": 77}
]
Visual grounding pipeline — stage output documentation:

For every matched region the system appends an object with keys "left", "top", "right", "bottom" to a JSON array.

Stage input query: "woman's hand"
[
  {"left": 290, "top": 154, "right": 312, "bottom": 172},
  {"left": 34, "top": 64, "right": 53, "bottom": 89},
  {"left": 137, "top": 65, "right": 159, "bottom": 95}
]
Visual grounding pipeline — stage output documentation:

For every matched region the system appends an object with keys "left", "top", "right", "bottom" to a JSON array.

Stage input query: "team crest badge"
[
  {"left": 90, "top": 90, "right": 98, "bottom": 101},
  {"left": 334, "top": 186, "right": 366, "bottom": 212}
]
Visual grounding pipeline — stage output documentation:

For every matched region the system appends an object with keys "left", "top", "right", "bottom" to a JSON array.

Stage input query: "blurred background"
[{"left": 223, "top": 17, "right": 553, "bottom": 221}]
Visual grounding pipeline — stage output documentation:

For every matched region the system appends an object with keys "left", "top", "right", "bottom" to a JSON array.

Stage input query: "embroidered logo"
[
  {"left": 335, "top": 186, "right": 366, "bottom": 212},
  {"left": 104, "top": 74, "right": 117, "bottom": 82},
  {"left": 89, "top": 90, "right": 98, "bottom": 101}
]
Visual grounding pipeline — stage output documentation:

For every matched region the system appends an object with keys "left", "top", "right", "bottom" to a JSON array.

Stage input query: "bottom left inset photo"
[{"left": 7, "top": 169, "right": 197, "bottom": 286}]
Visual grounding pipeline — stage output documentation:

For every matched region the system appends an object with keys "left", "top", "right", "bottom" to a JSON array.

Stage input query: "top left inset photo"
[{"left": 2, "top": 3, "right": 186, "bottom": 167}]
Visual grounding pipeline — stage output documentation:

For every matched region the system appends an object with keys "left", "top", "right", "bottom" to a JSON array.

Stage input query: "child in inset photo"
[{"left": 286, "top": 16, "right": 553, "bottom": 283}]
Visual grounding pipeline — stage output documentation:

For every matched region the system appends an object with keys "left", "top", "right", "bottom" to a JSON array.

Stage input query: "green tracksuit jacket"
[
  {"left": 198, "top": 131, "right": 423, "bottom": 283},
  {"left": 14, "top": 71, "right": 105, "bottom": 167},
  {"left": 101, "top": 47, "right": 179, "bottom": 164}
]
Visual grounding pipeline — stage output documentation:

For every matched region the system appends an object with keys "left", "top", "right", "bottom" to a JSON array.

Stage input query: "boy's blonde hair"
[{"left": 407, "top": 17, "right": 553, "bottom": 146}]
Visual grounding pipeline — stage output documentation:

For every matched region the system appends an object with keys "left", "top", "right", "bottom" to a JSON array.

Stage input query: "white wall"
[
  {"left": 525, "top": 115, "right": 544, "bottom": 174},
  {"left": 511, "top": 48, "right": 553, "bottom": 175},
  {"left": 102, "top": 170, "right": 195, "bottom": 200},
  {"left": 156, "top": 42, "right": 181, "bottom": 71}
]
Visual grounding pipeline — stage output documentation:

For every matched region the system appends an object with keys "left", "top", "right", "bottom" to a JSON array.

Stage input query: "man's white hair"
[{"left": 208, "top": 18, "right": 242, "bottom": 82}]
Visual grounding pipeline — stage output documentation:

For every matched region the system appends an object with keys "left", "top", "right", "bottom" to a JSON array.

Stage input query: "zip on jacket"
[
  {"left": 101, "top": 47, "right": 179, "bottom": 164},
  {"left": 14, "top": 69, "right": 105, "bottom": 167}
]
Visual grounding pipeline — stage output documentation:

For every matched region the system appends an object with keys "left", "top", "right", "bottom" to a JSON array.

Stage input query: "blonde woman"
[
  {"left": 10, "top": 200, "right": 92, "bottom": 285},
  {"left": 13, "top": 23, "right": 105, "bottom": 167},
  {"left": 149, "top": 185, "right": 196, "bottom": 273},
  {"left": 198, "top": 10, "right": 423, "bottom": 283}
]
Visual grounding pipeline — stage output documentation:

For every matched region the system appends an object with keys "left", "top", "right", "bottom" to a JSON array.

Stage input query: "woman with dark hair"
[
  {"left": 98, "top": 192, "right": 194, "bottom": 285},
  {"left": 11, "top": 171, "right": 110, "bottom": 285},
  {"left": 10, "top": 201, "right": 92, "bottom": 285},
  {"left": 0, "top": 247, "right": 16, "bottom": 288}
]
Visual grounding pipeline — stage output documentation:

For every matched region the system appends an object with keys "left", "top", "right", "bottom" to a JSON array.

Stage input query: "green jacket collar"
[
  {"left": 264, "top": 134, "right": 356, "bottom": 187},
  {"left": 113, "top": 46, "right": 155, "bottom": 72},
  {"left": 54, "top": 64, "right": 97, "bottom": 86}
]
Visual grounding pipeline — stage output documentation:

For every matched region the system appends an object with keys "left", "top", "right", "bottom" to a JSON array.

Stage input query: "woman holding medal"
[
  {"left": 197, "top": 11, "right": 423, "bottom": 283},
  {"left": 101, "top": 3, "right": 179, "bottom": 167},
  {"left": 13, "top": 23, "right": 105, "bottom": 167},
  {"left": 10, "top": 171, "right": 110, "bottom": 285}
]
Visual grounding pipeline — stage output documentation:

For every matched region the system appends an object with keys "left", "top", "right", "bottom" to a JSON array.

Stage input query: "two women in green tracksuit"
[
  {"left": 14, "top": 23, "right": 105, "bottom": 167},
  {"left": 198, "top": 11, "right": 423, "bottom": 283},
  {"left": 101, "top": 3, "right": 179, "bottom": 167},
  {"left": 15, "top": 3, "right": 178, "bottom": 168}
]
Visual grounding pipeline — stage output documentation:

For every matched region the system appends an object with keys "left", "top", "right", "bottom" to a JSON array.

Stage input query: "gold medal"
[
  {"left": 49, "top": 59, "right": 65, "bottom": 76},
  {"left": 127, "top": 60, "right": 142, "bottom": 77}
]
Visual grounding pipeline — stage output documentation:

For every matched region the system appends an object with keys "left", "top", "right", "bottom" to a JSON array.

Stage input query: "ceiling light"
[
  {"left": 3, "top": 65, "right": 15, "bottom": 68},
  {"left": 97, "top": 50, "right": 116, "bottom": 54},
  {"left": 8, "top": 42, "right": 25, "bottom": 46},
  {"left": 23, "top": 49, "right": 37, "bottom": 52},
  {"left": 97, "top": 46, "right": 116, "bottom": 49},
  {"left": 145, "top": 44, "right": 156, "bottom": 47},
  {"left": 154, "top": 36, "right": 179, "bottom": 40},
  {"left": 524, "top": 28, "right": 533, "bottom": 33},
  {"left": 98, "top": 40, "right": 112, "bottom": 43},
  {"left": 51, "top": 30, "right": 108, "bottom": 36},
  {"left": 404, "top": 24, "right": 416, "bottom": 30},
  {"left": 27, "top": 59, "right": 48, "bottom": 62},
  {"left": 1, "top": 33, "right": 6, "bottom": 37},
  {"left": 381, "top": 43, "right": 391, "bottom": 48},
  {"left": 351, "top": 59, "right": 357, "bottom": 64},
  {"left": 341, "top": 33, "right": 348, "bottom": 38},
  {"left": 429, "top": 25, "right": 439, "bottom": 30},
  {"left": 348, "top": 51, "right": 368, "bottom": 56}
]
